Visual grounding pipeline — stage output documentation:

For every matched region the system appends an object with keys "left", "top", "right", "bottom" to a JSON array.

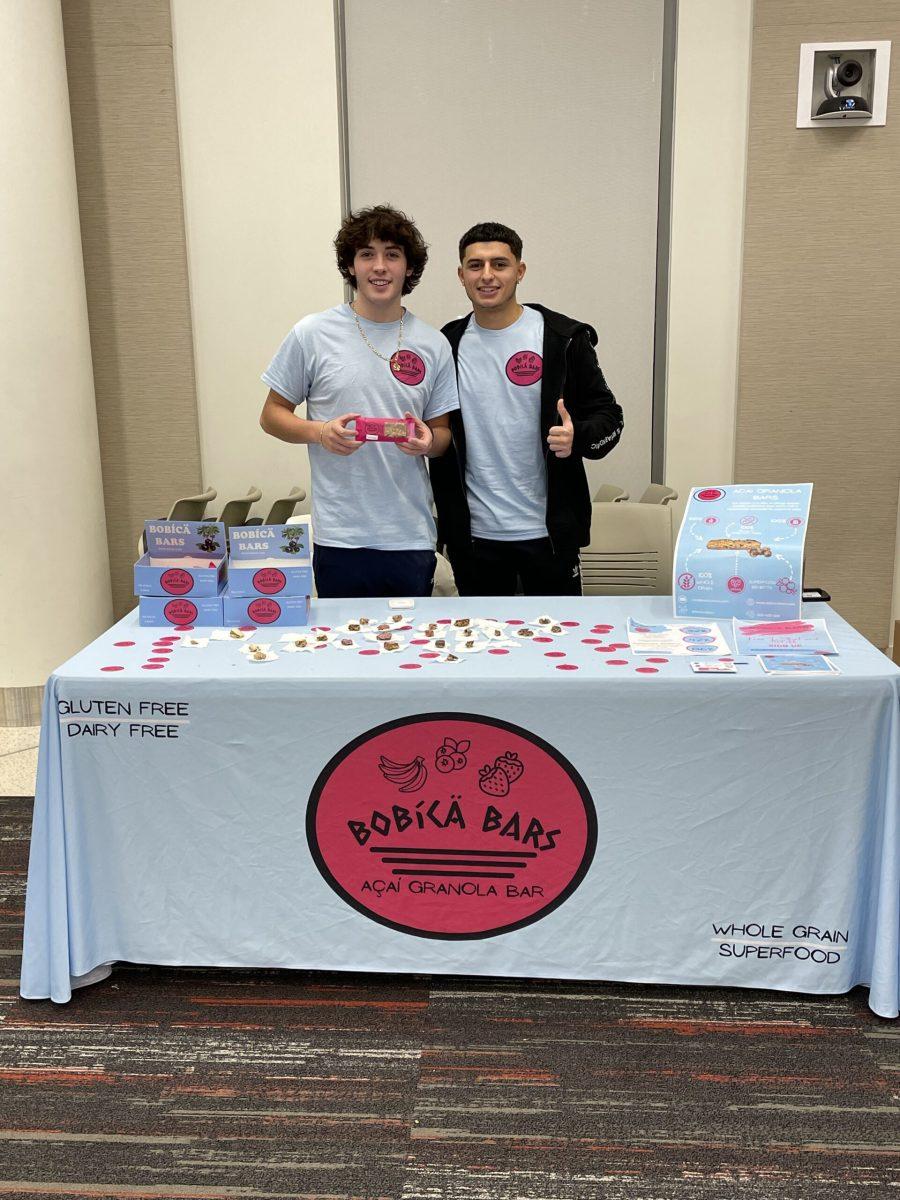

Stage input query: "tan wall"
[
  {"left": 664, "top": 0, "right": 753, "bottom": 516},
  {"left": 736, "top": 0, "right": 900, "bottom": 645},
  {"left": 171, "top": 0, "right": 343, "bottom": 518},
  {"left": 0, "top": 0, "right": 112, "bottom": 703},
  {"left": 62, "top": 0, "right": 203, "bottom": 619}
]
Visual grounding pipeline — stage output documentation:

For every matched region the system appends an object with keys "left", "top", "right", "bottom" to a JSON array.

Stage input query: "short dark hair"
[
  {"left": 458, "top": 222, "right": 523, "bottom": 262},
  {"left": 334, "top": 204, "right": 428, "bottom": 295}
]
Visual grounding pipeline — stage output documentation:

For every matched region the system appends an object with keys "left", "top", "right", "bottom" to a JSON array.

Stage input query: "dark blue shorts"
[{"left": 313, "top": 545, "right": 436, "bottom": 599}]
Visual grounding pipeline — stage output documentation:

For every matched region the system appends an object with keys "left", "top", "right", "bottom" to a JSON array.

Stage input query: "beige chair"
[
  {"left": 264, "top": 486, "right": 307, "bottom": 526},
  {"left": 581, "top": 501, "right": 674, "bottom": 595},
  {"left": 217, "top": 487, "right": 263, "bottom": 533},
  {"left": 167, "top": 486, "right": 217, "bottom": 521},
  {"left": 593, "top": 484, "right": 630, "bottom": 503},
  {"left": 137, "top": 486, "right": 218, "bottom": 556},
  {"left": 638, "top": 483, "right": 678, "bottom": 505}
]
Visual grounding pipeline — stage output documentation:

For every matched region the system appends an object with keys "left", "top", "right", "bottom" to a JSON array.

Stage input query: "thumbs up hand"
[{"left": 547, "top": 397, "right": 574, "bottom": 459}]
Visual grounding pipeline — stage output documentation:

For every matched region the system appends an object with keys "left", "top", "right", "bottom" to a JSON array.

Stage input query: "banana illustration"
[{"left": 378, "top": 754, "right": 427, "bottom": 792}]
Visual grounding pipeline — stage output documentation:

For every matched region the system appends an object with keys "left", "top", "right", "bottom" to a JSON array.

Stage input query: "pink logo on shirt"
[
  {"left": 390, "top": 350, "right": 426, "bottom": 386},
  {"left": 506, "top": 351, "right": 543, "bottom": 386}
]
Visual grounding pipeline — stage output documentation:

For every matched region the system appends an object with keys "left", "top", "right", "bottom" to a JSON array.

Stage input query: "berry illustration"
[
  {"left": 479, "top": 764, "right": 510, "bottom": 797},
  {"left": 434, "top": 735, "right": 470, "bottom": 772},
  {"left": 494, "top": 751, "right": 524, "bottom": 785}
]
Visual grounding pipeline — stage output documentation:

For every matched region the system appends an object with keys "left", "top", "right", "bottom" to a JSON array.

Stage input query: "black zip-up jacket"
[{"left": 430, "top": 303, "right": 624, "bottom": 554}]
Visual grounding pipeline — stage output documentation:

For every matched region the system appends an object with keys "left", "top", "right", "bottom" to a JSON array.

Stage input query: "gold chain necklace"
[{"left": 351, "top": 302, "right": 404, "bottom": 364}]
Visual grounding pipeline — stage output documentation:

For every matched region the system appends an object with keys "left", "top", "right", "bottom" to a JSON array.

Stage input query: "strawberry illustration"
[
  {"left": 495, "top": 751, "right": 524, "bottom": 785},
  {"left": 479, "top": 764, "right": 510, "bottom": 797}
]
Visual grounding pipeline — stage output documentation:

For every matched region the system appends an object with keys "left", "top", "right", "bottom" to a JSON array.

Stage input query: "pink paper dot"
[
  {"left": 610, "top": 643, "right": 630, "bottom": 650},
  {"left": 488, "top": 648, "right": 510, "bottom": 655},
  {"left": 113, "top": 641, "right": 135, "bottom": 648},
  {"left": 593, "top": 646, "right": 614, "bottom": 653},
  {"left": 533, "top": 636, "right": 553, "bottom": 644},
  {"left": 399, "top": 662, "right": 422, "bottom": 670},
  {"left": 646, "top": 657, "right": 669, "bottom": 664},
  {"left": 582, "top": 638, "right": 603, "bottom": 644},
  {"left": 411, "top": 638, "right": 430, "bottom": 645},
  {"left": 556, "top": 663, "right": 579, "bottom": 671},
  {"left": 606, "top": 659, "right": 629, "bottom": 666},
  {"left": 397, "top": 624, "right": 412, "bottom": 631},
  {"left": 147, "top": 657, "right": 170, "bottom": 664},
  {"left": 141, "top": 663, "right": 165, "bottom": 670},
  {"left": 560, "top": 620, "right": 580, "bottom": 627},
  {"left": 437, "top": 619, "right": 451, "bottom": 625},
  {"left": 174, "top": 625, "right": 194, "bottom": 632},
  {"left": 636, "top": 666, "right": 659, "bottom": 674},
  {"left": 544, "top": 651, "right": 566, "bottom": 658},
  {"left": 506, "top": 619, "right": 525, "bottom": 625},
  {"left": 240, "top": 625, "right": 257, "bottom": 632},
  {"left": 312, "top": 626, "right": 331, "bottom": 632},
  {"left": 101, "top": 665, "right": 124, "bottom": 672},
  {"left": 419, "top": 652, "right": 439, "bottom": 659},
  {"left": 152, "top": 646, "right": 173, "bottom": 653},
  {"left": 158, "top": 636, "right": 180, "bottom": 643},
  {"left": 359, "top": 649, "right": 379, "bottom": 656},
  {"left": 593, "top": 625, "right": 614, "bottom": 633}
]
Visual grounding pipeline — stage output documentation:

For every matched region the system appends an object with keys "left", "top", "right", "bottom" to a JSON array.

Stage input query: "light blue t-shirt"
[
  {"left": 262, "top": 305, "right": 459, "bottom": 550},
  {"left": 457, "top": 306, "right": 547, "bottom": 541}
]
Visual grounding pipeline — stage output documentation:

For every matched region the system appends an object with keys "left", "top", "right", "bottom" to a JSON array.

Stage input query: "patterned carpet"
[{"left": 1, "top": 795, "right": 897, "bottom": 1199}]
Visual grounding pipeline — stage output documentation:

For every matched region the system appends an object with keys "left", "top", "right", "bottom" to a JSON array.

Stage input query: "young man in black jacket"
[{"left": 430, "top": 221, "right": 624, "bottom": 596}]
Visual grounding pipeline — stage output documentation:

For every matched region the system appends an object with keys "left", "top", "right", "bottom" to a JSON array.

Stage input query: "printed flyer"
[
  {"left": 626, "top": 618, "right": 730, "bottom": 657},
  {"left": 732, "top": 618, "right": 837, "bottom": 657},
  {"left": 673, "top": 484, "right": 813, "bottom": 621}
]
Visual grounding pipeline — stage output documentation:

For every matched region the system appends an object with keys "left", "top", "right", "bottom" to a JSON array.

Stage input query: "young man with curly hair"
[
  {"left": 430, "top": 221, "right": 624, "bottom": 596},
  {"left": 260, "top": 205, "right": 458, "bottom": 598}
]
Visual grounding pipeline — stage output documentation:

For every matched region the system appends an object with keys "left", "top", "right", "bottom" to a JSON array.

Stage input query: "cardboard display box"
[
  {"left": 134, "top": 520, "right": 227, "bottom": 597},
  {"left": 222, "top": 588, "right": 311, "bottom": 627},
  {"left": 227, "top": 520, "right": 312, "bottom": 598},
  {"left": 139, "top": 593, "right": 225, "bottom": 627}
]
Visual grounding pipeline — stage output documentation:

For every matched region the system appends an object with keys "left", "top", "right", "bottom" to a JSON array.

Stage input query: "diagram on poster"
[{"left": 673, "top": 485, "right": 813, "bottom": 621}]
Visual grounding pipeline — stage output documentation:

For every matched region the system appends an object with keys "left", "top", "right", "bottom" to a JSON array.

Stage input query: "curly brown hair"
[{"left": 334, "top": 205, "right": 428, "bottom": 295}]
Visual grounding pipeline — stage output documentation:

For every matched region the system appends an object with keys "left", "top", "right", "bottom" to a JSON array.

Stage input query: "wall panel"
[
  {"left": 736, "top": 1, "right": 900, "bottom": 644},
  {"left": 62, "top": 0, "right": 202, "bottom": 619}
]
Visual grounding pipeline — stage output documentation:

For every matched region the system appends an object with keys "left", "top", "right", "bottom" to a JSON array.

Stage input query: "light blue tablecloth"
[{"left": 21, "top": 597, "right": 900, "bottom": 1014}]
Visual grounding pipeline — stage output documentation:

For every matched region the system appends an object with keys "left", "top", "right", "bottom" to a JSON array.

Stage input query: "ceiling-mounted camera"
[{"left": 814, "top": 54, "right": 871, "bottom": 119}]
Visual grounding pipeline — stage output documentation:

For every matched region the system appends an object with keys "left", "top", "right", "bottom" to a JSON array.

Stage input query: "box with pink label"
[
  {"left": 222, "top": 591, "right": 310, "bottom": 627},
  {"left": 139, "top": 593, "right": 225, "bottom": 628},
  {"left": 134, "top": 520, "right": 227, "bottom": 598},
  {"left": 227, "top": 521, "right": 312, "bottom": 598}
]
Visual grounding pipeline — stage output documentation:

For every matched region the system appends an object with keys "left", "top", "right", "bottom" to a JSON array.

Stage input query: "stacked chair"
[{"left": 580, "top": 483, "right": 679, "bottom": 596}]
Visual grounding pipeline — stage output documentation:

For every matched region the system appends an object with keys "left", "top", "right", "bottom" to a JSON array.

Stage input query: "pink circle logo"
[
  {"left": 678, "top": 573, "right": 696, "bottom": 591},
  {"left": 163, "top": 598, "right": 198, "bottom": 624},
  {"left": 247, "top": 598, "right": 282, "bottom": 624},
  {"left": 789, "top": 517, "right": 804, "bottom": 527},
  {"left": 704, "top": 517, "right": 718, "bottom": 526},
  {"left": 390, "top": 350, "right": 426, "bottom": 386},
  {"left": 252, "top": 567, "right": 287, "bottom": 595},
  {"left": 505, "top": 351, "right": 543, "bottom": 386},
  {"left": 307, "top": 713, "right": 596, "bottom": 939},
  {"left": 727, "top": 576, "right": 745, "bottom": 593},
  {"left": 695, "top": 488, "right": 725, "bottom": 502},
  {"left": 160, "top": 568, "right": 195, "bottom": 596}
]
